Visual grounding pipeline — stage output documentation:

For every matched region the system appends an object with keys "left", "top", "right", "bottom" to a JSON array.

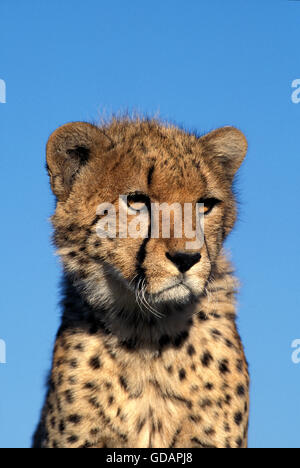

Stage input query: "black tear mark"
[{"left": 135, "top": 221, "right": 151, "bottom": 282}]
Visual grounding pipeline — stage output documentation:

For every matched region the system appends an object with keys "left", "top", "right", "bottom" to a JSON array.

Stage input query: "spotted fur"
[{"left": 33, "top": 118, "right": 249, "bottom": 448}]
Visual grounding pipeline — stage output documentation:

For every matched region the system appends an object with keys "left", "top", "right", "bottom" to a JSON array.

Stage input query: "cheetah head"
[{"left": 47, "top": 119, "right": 247, "bottom": 317}]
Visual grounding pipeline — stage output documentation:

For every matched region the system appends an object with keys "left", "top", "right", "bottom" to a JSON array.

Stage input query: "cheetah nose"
[{"left": 166, "top": 252, "right": 201, "bottom": 273}]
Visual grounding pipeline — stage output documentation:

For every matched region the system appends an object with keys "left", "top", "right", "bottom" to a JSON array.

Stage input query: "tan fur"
[{"left": 33, "top": 118, "right": 249, "bottom": 449}]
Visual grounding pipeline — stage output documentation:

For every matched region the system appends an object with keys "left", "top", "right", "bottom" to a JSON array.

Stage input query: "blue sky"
[{"left": 0, "top": 0, "right": 299, "bottom": 448}]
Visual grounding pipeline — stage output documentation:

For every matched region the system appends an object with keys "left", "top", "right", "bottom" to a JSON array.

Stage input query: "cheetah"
[{"left": 33, "top": 118, "right": 249, "bottom": 449}]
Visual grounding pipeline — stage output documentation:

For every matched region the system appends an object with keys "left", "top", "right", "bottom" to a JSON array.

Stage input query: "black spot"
[
  {"left": 187, "top": 344, "right": 196, "bottom": 356},
  {"left": 237, "top": 385, "right": 245, "bottom": 397},
  {"left": 189, "top": 414, "right": 201, "bottom": 423},
  {"left": 225, "top": 394, "right": 232, "bottom": 405},
  {"left": 57, "top": 372, "right": 63, "bottom": 386},
  {"left": 74, "top": 343, "right": 84, "bottom": 352},
  {"left": 236, "top": 359, "right": 243, "bottom": 372},
  {"left": 80, "top": 441, "right": 93, "bottom": 449},
  {"left": 224, "top": 423, "right": 231, "bottom": 433},
  {"left": 90, "top": 428, "right": 99, "bottom": 436},
  {"left": 119, "top": 376, "right": 129, "bottom": 391},
  {"left": 57, "top": 397, "right": 62, "bottom": 412},
  {"left": 157, "top": 420, "right": 163, "bottom": 432},
  {"left": 68, "top": 376, "right": 77, "bottom": 385},
  {"left": 236, "top": 437, "right": 243, "bottom": 448},
  {"left": 89, "top": 356, "right": 101, "bottom": 370},
  {"left": 201, "top": 351, "right": 213, "bottom": 367},
  {"left": 172, "top": 394, "right": 193, "bottom": 410},
  {"left": 70, "top": 359, "right": 78, "bottom": 368},
  {"left": 67, "top": 435, "right": 79, "bottom": 445},
  {"left": 200, "top": 398, "right": 212, "bottom": 409},
  {"left": 151, "top": 421, "right": 156, "bottom": 433},
  {"left": 50, "top": 417, "right": 56, "bottom": 429},
  {"left": 219, "top": 359, "right": 230, "bottom": 374},
  {"left": 225, "top": 339, "right": 233, "bottom": 348},
  {"left": 211, "top": 328, "right": 222, "bottom": 338},
  {"left": 179, "top": 369, "right": 186, "bottom": 381},
  {"left": 84, "top": 382, "right": 96, "bottom": 390},
  {"left": 205, "top": 383, "right": 214, "bottom": 391},
  {"left": 169, "top": 427, "right": 182, "bottom": 448},
  {"left": 69, "top": 251, "right": 77, "bottom": 258},
  {"left": 204, "top": 427, "right": 215, "bottom": 436},
  {"left": 234, "top": 412, "right": 243, "bottom": 426},
  {"left": 68, "top": 414, "right": 82, "bottom": 424},
  {"left": 59, "top": 420, "right": 65, "bottom": 434},
  {"left": 65, "top": 390, "right": 74, "bottom": 404},
  {"left": 166, "top": 365, "right": 173, "bottom": 374},
  {"left": 198, "top": 311, "right": 208, "bottom": 321},
  {"left": 47, "top": 402, "right": 54, "bottom": 414},
  {"left": 49, "top": 378, "right": 56, "bottom": 392},
  {"left": 137, "top": 418, "right": 146, "bottom": 434},
  {"left": 108, "top": 396, "right": 114, "bottom": 406},
  {"left": 98, "top": 409, "right": 111, "bottom": 425},
  {"left": 88, "top": 397, "right": 100, "bottom": 409}
]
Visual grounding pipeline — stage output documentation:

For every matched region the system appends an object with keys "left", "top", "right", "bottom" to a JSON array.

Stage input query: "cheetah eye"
[
  {"left": 197, "top": 198, "right": 221, "bottom": 215},
  {"left": 127, "top": 193, "right": 150, "bottom": 213}
]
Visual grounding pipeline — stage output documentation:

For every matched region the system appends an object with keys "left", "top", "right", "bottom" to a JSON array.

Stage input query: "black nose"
[{"left": 166, "top": 252, "right": 201, "bottom": 273}]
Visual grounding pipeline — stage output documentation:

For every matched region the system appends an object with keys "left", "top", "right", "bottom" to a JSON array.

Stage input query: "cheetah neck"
[{"left": 59, "top": 253, "right": 238, "bottom": 351}]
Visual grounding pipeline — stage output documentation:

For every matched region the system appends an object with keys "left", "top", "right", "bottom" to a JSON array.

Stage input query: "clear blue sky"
[{"left": 0, "top": 0, "right": 299, "bottom": 448}]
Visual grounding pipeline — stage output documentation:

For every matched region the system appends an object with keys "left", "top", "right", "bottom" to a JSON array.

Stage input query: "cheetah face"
[{"left": 47, "top": 120, "right": 247, "bottom": 314}]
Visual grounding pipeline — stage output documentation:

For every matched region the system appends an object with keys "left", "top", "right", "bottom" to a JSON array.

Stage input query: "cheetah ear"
[
  {"left": 200, "top": 127, "right": 248, "bottom": 180},
  {"left": 46, "top": 122, "right": 110, "bottom": 201}
]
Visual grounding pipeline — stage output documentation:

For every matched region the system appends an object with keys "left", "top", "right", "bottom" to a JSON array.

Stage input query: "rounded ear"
[
  {"left": 200, "top": 126, "right": 248, "bottom": 180},
  {"left": 46, "top": 122, "right": 109, "bottom": 201}
]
